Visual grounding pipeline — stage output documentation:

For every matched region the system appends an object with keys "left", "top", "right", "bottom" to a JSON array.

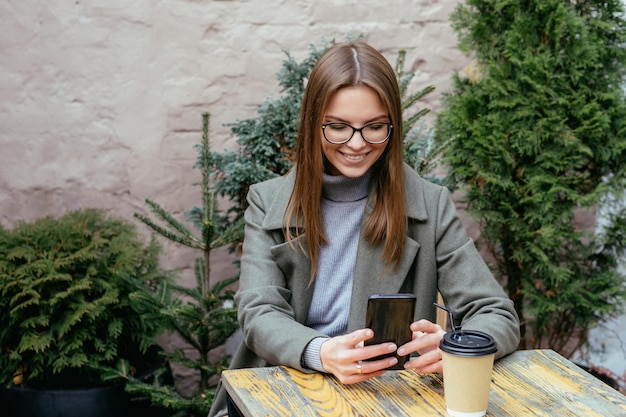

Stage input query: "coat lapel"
[
  {"left": 263, "top": 165, "right": 429, "bottom": 331},
  {"left": 261, "top": 169, "right": 299, "bottom": 230},
  {"left": 262, "top": 170, "right": 314, "bottom": 323}
]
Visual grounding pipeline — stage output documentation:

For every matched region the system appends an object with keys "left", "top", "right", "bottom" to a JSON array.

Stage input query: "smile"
[{"left": 342, "top": 152, "right": 367, "bottom": 161}]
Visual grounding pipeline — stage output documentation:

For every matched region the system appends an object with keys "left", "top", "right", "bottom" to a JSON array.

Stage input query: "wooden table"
[{"left": 222, "top": 349, "right": 626, "bottom": 416}]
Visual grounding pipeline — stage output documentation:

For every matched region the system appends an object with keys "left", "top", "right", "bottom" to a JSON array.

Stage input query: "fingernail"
[
  {"left": 397, "top": 347, "right": 405, "bottom": 355},
  {"left": 388, "top": 344, "right": 398, "bottom": 352},
  {"left": 390, "top": 358, "right": 398, "bottom": 366}
]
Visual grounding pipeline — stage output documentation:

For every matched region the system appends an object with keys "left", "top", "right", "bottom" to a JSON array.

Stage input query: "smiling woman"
[
  {"left": 208, "top": 39, "right": 520, "bottom": 417},
  {"left": 320, "top": 85, "right": 390, "bottom": 177}
]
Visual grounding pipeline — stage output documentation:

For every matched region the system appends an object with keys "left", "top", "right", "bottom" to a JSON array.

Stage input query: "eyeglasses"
[{"left": 321, "top": 121, "right": 393, "bottom": 145}]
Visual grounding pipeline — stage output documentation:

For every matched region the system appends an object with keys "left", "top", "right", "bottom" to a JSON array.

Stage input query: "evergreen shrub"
[
  {"left": 435, "top": 0, "right": 626, "bottom": 355},
  {"left": 0, "top": 208, "right": 165, "bottom": 388}
]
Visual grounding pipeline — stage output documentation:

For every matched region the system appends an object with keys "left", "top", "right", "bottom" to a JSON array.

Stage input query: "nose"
[{"left": 346, "top": 130, "right": 368, "bottom": 149}]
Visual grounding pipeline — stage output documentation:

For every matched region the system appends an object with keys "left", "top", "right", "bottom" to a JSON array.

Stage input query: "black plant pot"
[
  {"left": 0, "top": 351, "right": 173, "bottom": 417},
  {"left": 0, "top": 383, "right": 127, "bottom": 417}
]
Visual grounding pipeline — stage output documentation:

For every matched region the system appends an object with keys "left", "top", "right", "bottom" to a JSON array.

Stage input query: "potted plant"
[{"left": 0, "top": 208, "right": 170, "bottom": 417}]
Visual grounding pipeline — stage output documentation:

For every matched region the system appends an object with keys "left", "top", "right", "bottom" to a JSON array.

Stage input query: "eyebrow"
[{"left": 323, "top": 114, "right": 390, "bottom": 124}]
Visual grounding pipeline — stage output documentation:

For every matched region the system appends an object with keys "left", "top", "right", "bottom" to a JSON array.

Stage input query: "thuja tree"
[
  {"left": 211, "top": 38, "right": 443, "bottom": 231},
  {"left": 435, "top": 0, "right": 626, "bottom": 356}
]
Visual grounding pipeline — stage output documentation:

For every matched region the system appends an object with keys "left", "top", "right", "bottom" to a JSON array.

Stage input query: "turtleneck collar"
[{"left": 322, "top": 169, "right": 372, "bottom": 202}]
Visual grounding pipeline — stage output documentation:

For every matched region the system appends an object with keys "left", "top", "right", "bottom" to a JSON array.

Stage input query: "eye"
[
  {"left": 327, "top": 123, "right": 350, "bottom": 131},
  {"left": 364, "top": 122, "right": 389, "bottom": 133},
  {"left": 367, "top": 123, "right": 386, "bottom": 131}
]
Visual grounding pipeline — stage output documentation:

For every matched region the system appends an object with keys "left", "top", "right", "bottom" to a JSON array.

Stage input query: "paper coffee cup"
[{"left": 439, "top": 330, "right": 497, "bottom": 417}]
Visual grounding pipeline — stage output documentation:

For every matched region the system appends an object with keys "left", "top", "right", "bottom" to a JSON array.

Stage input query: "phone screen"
[{"left": 364, "top": 293, "right": 416, "bottom": 370}]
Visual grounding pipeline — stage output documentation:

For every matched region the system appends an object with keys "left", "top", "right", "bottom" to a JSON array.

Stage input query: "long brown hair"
[{"left": 284, "top": 40, "right": 407, "bottom": 282}]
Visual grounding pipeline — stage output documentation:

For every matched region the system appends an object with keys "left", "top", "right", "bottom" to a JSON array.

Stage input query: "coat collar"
[{"left": 261, "top": 164, "right": 428, "bottom": 231}]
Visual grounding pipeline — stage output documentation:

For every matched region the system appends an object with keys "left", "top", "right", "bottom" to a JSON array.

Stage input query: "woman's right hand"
[{"left": 319, "top": 329, "right": 399, "bottom": 384}]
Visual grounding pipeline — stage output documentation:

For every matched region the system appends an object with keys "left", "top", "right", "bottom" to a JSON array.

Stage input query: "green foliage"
[
  {"left": 210, "top": 38, "right": 444, "bottom": 235},
  {"left": 117, "top": 113, "right": 239, "bottom": 417},
  {"left": 0, "top": 208, "right": 165, "bottom": 388},
  {"left": 435, "top": 0, "right": 626, "bottom": 356},
  {"left": 208, "top": 41, "right": 327, "bottom": 226}
]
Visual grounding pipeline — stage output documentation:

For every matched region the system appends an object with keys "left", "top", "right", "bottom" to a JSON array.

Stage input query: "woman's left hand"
[{"left": 397, "top": 319, "right": 446, "bottom": 373}]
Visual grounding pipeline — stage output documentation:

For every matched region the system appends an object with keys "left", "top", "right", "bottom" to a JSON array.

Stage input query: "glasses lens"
[
  {"left": 323, "top": 123, "right": 352, "bottom": 144},
  {"left": 323, "top": 122, "right": 391, "bottom": 144},
  {"left": 362, "top": 122, "right": 391, "bottom": 143}
]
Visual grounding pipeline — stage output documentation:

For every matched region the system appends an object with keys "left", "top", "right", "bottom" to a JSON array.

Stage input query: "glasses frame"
[{"left": 321, "top": 121, "right": 393, "bottom": 145}]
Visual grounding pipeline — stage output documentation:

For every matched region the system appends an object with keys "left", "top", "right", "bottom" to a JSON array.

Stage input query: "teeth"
[{"left": 344, "top": 154, "right": 365, "bottom": 161}]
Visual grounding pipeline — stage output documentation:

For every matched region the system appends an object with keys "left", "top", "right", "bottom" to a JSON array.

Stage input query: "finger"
[
  {"left": 320, "top": 330, "right": 382, "bottom": 376},
  {"left": 360, "top": 355, "right": 399, "bottom": 372},
  {"left": 398, "top": 331, "right": 442, "bottom": 357},
  {"left": 337, "top": 366, "right": 388, "bottom": 385},
  {"left": 338, "top": 343, "right": 397, "bottom": 376},
  {"left": 410, "top": 319, "right": 443, "bottom": 334},
  {"left": 416, "top": 360, "right": 443, "bottom": 374},
  {"left": 404, "top": 347, "right": 443, "bottom": 373},
  {"left": 359, "top": 341, "right": 398, "bottom": 362},
  {"left": 333, "top": 329, "right": 396, "bottom": 363},
  {"left": 412, "top": 330, "right": 426, "bottom": 340},
  {"left": 340, "top": 328, "right": 374, "bottom": 348},
  {"left": 336, "top": 353, "right": 398, "bottom": 384}
]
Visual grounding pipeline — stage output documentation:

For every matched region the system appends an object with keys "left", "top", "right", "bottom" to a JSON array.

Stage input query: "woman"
[{"left": 208, "top": 40, "right": 520, "bottom": 417}]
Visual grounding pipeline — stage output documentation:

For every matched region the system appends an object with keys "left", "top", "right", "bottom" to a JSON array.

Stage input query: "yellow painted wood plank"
[
  {"left": 222, "top": 350, "right": 626, "bottom": 417},
  {"left": 488, "top": 350, "right": 626, "bottom": 416},
  {"left": 223, "top": 367, "right": 316, "bottom": 416}
]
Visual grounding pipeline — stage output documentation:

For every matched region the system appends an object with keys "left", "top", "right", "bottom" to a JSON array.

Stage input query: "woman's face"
[{"left": 321, "top": 85, "right": 390, "bottom": 177}]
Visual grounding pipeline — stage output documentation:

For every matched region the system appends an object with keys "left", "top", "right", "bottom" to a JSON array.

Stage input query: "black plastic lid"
[{"left": 439, "top": 330, "right": 497, "bottom": 356}]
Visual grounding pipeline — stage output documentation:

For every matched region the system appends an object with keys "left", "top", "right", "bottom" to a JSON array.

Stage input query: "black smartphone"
[{"left": 364, "top": 293, "right": 416, "bottom": 370}]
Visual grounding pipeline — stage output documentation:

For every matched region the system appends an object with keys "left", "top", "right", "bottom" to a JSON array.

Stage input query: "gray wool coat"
[{"left": 208, "top": 164, "right": 520, "bottom": 417}]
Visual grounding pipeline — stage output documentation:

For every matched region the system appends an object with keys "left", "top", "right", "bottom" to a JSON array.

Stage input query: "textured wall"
[
  {"left": 1, "top": 0, "right": 471, "bottom": 394},
  {"left": 0, "top": 0, "right": 468, "bottom": 277}
]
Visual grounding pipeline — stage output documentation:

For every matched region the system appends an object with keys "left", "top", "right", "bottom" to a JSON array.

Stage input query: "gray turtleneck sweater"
[{"left": 302, "top": 170, "right": 371, "bottom": 372}]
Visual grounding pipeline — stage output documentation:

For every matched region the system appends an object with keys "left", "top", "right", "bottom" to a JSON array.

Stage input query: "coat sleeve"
[
  {"left": 433, "top": 186, "right": 521, "bottom": 359},
  {"left": 234, "top": 183, "right": 326, "bottom": 370}
]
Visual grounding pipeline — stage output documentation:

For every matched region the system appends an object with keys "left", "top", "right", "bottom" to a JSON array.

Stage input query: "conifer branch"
[
  {"left": 136, "top": 199, "right": 204, "bottom": 249},
  {"left": 402, "top": 85, "right": 436, "bottom": 111}
]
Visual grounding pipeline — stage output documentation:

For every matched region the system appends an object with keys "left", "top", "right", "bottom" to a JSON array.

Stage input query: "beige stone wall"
[
  {"left": 1, "top": 0, "right": 469, "bottom": 278},
  {"left": 1, "top": 0, "right": 471, "bottom": 394}
]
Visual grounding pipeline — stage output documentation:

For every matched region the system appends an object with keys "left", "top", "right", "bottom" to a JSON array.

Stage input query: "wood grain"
[{"left": 222, "top": 349, "right": 626, "bottom": 416}]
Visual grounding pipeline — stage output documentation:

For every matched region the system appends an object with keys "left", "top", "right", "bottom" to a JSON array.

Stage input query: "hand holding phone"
[{"left": 364, "top": 293, "right": 416, "bottom": 370}]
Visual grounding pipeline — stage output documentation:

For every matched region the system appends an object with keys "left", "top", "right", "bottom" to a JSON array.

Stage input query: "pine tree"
[
  {"left": 435, "top": 0, "right": 626, "bottom": 356},
  {"left": 116, "top": 113, "right": 240, "bottom": 417}
]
